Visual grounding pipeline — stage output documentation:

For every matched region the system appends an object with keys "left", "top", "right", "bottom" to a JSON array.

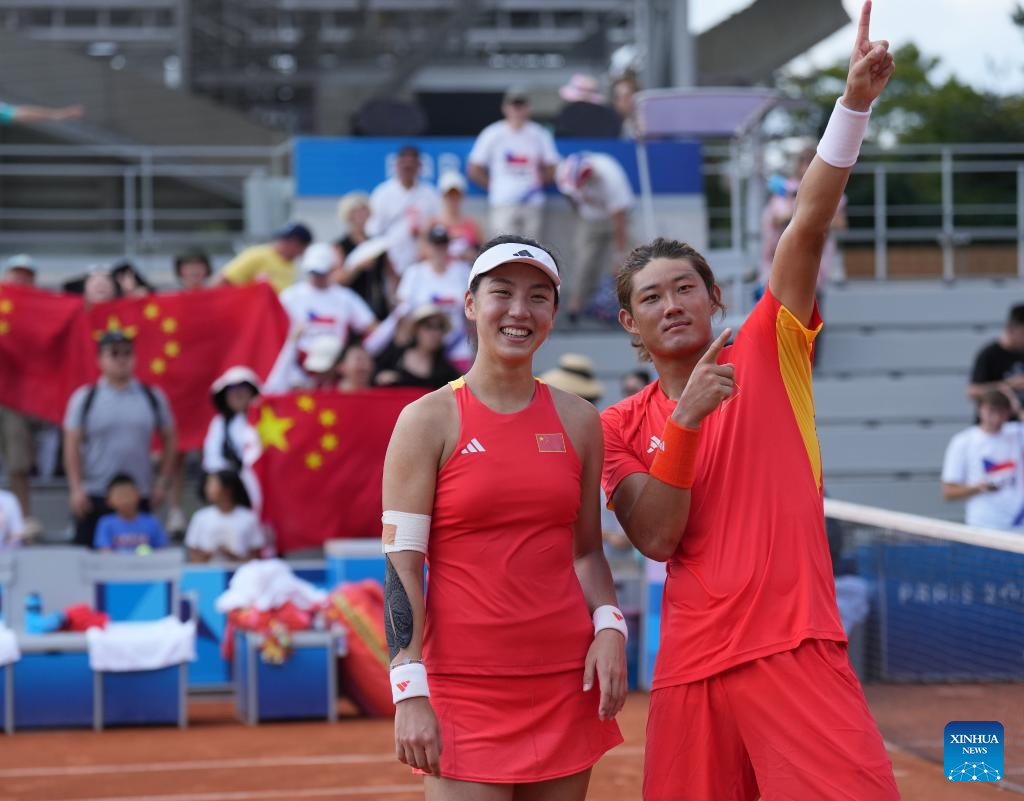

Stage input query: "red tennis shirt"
[{"left": 601, "top": 289, "right": 846, "bottom": 689}]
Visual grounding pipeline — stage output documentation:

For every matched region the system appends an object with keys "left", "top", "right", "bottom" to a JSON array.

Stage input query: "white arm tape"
[
  {"left": 391, "top": 661, "right": 430, "bottom": 704},
  {"left": 382, "top": 510, "right": 431, "bottom": 554},
  {"left": 816, "top": 98, "right": 872, "bottom": 169},
  {"left": 593, "top": 605, "right": 628, "bottom": 642}
]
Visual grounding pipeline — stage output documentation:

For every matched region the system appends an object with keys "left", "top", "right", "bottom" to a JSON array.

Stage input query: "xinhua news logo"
[{"left": 944, "top": 721, "right": 1003, "bottom": 782}]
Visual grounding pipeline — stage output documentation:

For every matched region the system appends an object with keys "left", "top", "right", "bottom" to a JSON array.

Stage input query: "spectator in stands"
[
  {"left": 83, "top": 269, "right": 117, "bottom": 306},
  {"left": 621, "top": 368, "right": 652, "bottom": 398},
  {"left": 216, "top": 222, "right": 312, "bottom": 295},
  {"left": 94, "top": 473, "right": 169, "bottom": 553},
  {"left": 185, "top": 470, "right": 264, "bottom": 563},
  {"left": 375, "top": 304, "right": 460, "bottom": 389},
  {"left": 266, "top": 242, "right": 377, "bottom": 391},
  {"left": 468, "top": 87, "right": 560, "bottom": 240},
  {"left": 539, "top": 353, "right": 605, "bottom": 405},
  {"left": 336, "top": 191, "right": 393, "bottom": 320},
  {"left": 0, "top": 101, "right": 83, "bottom": 125},
  {"left": 968, "top": 303, "right": 1024, "bottom": 406},
  {"left": 63, "top": 331, "right": 176, "bottom": 548},
  {"left": 555, "top": 74, "right": 622, "bottom": 139},
  {"left": 174, "top": 249, "right": 213, "bottom": 291},
  {"left": 366, "top": 145, "right": 441, "bottom": 275},
  {"left": 433, "top": 171, "right": 482, "bottom": 261},
  {"left": 111, "top": 260, "right": 155, "bottom": 297},
  {"left": 612, "top": 75, "right": 640, "bottom": 140},
  {"left": 337, "top": 340, "right": 375, "bottom": 393},
  {"left": 556, "top": 152, "right": 634, "bottom": 324},
  {"left": 942, "top": 389, "right": 1024, "bottom": 531},
  {"left": 300, "top": 335, "right": 344, "bottom": 390},
  {"left": 0, "top": 255, "right": 45, "bottom": 540},
  {"left": 0, "top": 483, "right": 24, "bottom": 549},
  {"left": 396, "top": 224, "right": 473, "bottom": 370},
  {"left": 204, "top": 366, "right": 261, "bottom": 513},
  {"left": 760, "top": 147, "right": 848, "bottom": 291}
]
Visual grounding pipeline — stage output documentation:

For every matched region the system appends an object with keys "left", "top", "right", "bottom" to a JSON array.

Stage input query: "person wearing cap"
[
  {"left": 204, "top": 366, "right": 262, "bottom": 514},
  {"left": 383, "top": 234, "right": 625, "bottom": 792},
  {"left": 374, "top": 304, "right": 460, "bottom": 390},
  {"left": 540, "top": 353, "right": 606, "bottom": 405},
  {"left": 0, "top": 255, "right": 46, "bottom": 540},
  {"left": 267, "top": 243, "right": 378, "bottom": 392},
  {"left": 174, "top": 249, "right": 213, "bottom": 292},
  {"left": 216, "top": 222, "right": 313, "bottom": 295},
  {"left": 467, "top": 87, "right": 560, "bottom": 240},
  {"left": 432, "top": 171, "right": 482, "bottom": 261},
  {"left": 301, "top": 335, "right": 345, "bottom": 389},
  {"left": 336, "top": 191, "right": 394, "bottom": 320},
  {"left": 396, "top": 224, "right": 473, "bottom": 370},
  {"left": 63, "top": 331, "right": 176, "bottom": 548},
  {"left": 366, "top": 145, "right": 442, "bottom": 275},
  {"left": 555, "top": 151, "right": 635, "bottom": 324}
]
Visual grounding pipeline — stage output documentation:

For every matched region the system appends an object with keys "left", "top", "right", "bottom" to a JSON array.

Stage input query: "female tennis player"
[
  {"left": 382, "top": 235, "right": 626, "bottom": 800},
  {"left": 601, "top": 3, "right": 900, "bottom": 799}
]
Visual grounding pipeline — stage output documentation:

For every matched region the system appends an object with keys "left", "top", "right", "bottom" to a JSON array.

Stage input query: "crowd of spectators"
[{"left": 0, "top": 76, "right": 649, "bottom": 555}]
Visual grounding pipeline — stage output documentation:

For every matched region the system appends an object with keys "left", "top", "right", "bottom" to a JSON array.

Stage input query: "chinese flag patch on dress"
[{"left": 536, "top": 433, "right": 566, "bottom": 453}]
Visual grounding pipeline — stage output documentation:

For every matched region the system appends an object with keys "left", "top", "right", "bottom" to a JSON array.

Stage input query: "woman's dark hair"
[
  {"left": 615, "top": 238, "right": 725, "bottom": 362},
  {"left": 110, "top": 260, "right": 156, "bottom": 293},
  {"left": 210, "top": 470, "right": 251, "bottom": 509},
  {"left": 174, "top": 248, "right": 212, "bottom": 278},
  {"left": 469, "top": 234, "right": 560, "bottom": 307}
]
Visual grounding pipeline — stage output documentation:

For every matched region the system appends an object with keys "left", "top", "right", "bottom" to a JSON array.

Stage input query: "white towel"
[
  {"left": 215, "top": 559, "right": 326, "bottom": 614},
  {"left": 86, "top": 616, "right": 196, "bottom": 672},
  {"left": 0, "top": 623, "right": 19, "bottom": 666}
]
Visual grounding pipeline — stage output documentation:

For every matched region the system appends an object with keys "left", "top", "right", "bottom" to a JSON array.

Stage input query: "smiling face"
[
  {"left": 619, "top": 257, "right": 720, "bottom": 362},
  {"left": 466, "top": 263, "right": 557, "bottom": 364}
]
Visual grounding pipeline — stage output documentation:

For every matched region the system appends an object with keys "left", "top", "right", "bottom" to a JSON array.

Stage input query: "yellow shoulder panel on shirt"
[
  {"left": 448, "top": 376, "right": 467, "bottom": 391},
  {"left": 775, "top": 303, "right": 823, "bottom": 487}
]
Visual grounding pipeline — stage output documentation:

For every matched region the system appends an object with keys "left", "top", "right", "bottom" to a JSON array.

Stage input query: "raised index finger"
[
  {"left": 698, "top": 327, "right": 732, "bottom": 365},
  {"left": 856, "top": 0, "right": 872, "bottom": 48}
]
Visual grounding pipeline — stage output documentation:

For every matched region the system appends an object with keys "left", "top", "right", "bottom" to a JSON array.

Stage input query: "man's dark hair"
[
  {"left": 106, "top": 473, "right": 137, "bottom": 493},
  {"left": 626, "top": 368, "right": 652, "bottom": 384},
  {"left": 397, "top": 145, "right": 420, "bottom": 159},
  {"left": 469, "top": 234, "right": 560, "bottom": 306},
  {"left": 1008, "top": 304, "right": 1024, "bottom": 327},
  {"left": 173, "top": 248, "right": 212, "bottom": 277}
]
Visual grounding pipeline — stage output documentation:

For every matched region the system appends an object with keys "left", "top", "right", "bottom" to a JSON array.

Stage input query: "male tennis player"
[{"left": 601, "top": 3, "right": 901, "bottom": 798}]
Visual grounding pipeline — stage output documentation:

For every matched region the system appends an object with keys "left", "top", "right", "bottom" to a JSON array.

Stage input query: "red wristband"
[{"left": 649, "top": 418, "right": 700, "bottom": 489}]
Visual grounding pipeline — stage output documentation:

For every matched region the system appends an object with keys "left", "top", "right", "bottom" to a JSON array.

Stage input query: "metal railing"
[
  {"left": 703, "top": 142, "right": 1024, "bottom": 280},
  {"left": 0, "top": 142, "right": 290, "bottom": 254}
]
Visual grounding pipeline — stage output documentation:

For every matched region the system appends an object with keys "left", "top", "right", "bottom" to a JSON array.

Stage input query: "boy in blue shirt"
[{"left": 93, "top": 474, "right": 168, "bottom": 553}]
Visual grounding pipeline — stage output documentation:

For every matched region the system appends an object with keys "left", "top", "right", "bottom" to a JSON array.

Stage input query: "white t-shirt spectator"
[
  {"left": 185, "top": 505, "right": 264, "bottom": 560},
  {"left": 279, "top": 282, "right": 377, "bottom": 354},
  {"left": 0, "top": 489, "right": 23, "bottom": 548},
  {"left": 366, "top": 178, "right": 441, "bottom": 273},
  {"left": 469, "top": 121, "right": 560, "bottom": 207},
  {"left": 942, "top": 422, "right": 1024, "bottom": 530},
  {"left": 566, "top": 153, "right": 635, "bottom": 222},
  {"left": 203, "top": 413, "right": 263, "bottom": 514},
  {"left": 397, "top": 260, "right": 472, "bottom": 364}
]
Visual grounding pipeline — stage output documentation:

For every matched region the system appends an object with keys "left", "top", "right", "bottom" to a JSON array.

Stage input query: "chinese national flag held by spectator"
[
  {"left": 253, "top": 388, "right": 426, "bottom": 552},
  {"left": 0, "top": 284, "right": 92, "bottom": 423},
  {"left": 87, "top": 284, "right": 289, "bottom": 450}
]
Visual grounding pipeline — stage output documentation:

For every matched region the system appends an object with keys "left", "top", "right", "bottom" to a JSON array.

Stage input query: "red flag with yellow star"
[
  {"left": 252, "top": 388, "right": 426, "bottom": 552},
  {"left": 87, "top": 284, "right": 289, "bottom": 450},
  {"left": 0, "top": 284, "right": 93, "bottom": 422}
]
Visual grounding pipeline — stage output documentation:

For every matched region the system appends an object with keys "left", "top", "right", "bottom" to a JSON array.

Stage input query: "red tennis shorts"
[
  {"left": 425, "top": 669, "right": 623, "bottom": 784},
  {"left": 644, "top": 638, "right": 900, "bottom": 801}
]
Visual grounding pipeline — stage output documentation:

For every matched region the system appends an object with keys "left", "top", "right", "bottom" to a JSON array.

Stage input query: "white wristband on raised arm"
[
  {"left": 593, "top": 605, "right": 628, "bottom": 642},
  {"left": 390, "top": 660, "right": 430, "bottom": 704},
  {"left": 816, "top": 98, "right": 872, "bottom": 169}
]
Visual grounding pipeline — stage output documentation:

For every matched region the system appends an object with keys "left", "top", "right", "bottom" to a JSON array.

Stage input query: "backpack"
[{"left": 79, "top": 382, "right": 163, "bottom": 439}]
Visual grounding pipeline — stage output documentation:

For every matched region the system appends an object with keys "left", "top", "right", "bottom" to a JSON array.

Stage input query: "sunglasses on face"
[{"left": 104, "top": 347, "right": 134, "bottom": 358}]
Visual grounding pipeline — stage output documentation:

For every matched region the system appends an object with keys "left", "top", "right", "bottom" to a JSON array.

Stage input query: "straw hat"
[{"left": 540, "top": 353, "right": 604, "bottom": 402}]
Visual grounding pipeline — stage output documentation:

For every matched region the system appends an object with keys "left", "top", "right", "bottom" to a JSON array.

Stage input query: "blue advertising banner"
[{"left": 293, "top": 137, "right": 703, "bottom": 198}]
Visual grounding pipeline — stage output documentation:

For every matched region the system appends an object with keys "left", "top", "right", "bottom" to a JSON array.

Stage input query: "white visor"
[{"left": 468, "top": 242, "right": 560, "bottom": 294}]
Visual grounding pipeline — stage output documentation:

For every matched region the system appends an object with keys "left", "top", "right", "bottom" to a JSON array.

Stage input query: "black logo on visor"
[{"left": 512, "top": 250, "right": 535, "bottom": 258}]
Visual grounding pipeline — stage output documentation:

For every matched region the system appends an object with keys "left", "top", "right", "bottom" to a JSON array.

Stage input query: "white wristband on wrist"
[
  {"left": 390, "top": 661, "right": 430, "bottom": 704},
  {"left": 593, "top": 605, "right": 628, "bottom": 642},
  {"left": 816, "top": 97, "right": 872, "bottom": 169}
]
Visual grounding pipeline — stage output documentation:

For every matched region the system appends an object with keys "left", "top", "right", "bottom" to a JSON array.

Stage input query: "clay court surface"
[{"left": 1, "top": 686, "right": 1019, "bottom": 801}]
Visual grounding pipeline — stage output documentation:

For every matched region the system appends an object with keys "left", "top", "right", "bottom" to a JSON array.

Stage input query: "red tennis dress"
[{"left": 422, "top": 377, "right": 622, "bottom": 783}]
